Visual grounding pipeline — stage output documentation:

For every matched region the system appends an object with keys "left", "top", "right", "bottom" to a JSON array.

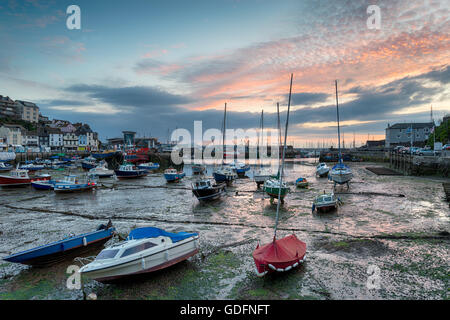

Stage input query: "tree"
[{"left": 428, "top": 117, "right": 450, "bottom": 148}]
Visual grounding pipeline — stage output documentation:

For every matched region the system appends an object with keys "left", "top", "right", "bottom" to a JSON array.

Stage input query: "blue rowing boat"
[{"left": 3, "top": 223, "right": 115, "bottom": 267}]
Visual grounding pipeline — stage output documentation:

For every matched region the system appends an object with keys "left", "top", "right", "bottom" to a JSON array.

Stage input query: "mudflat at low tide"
[{"left": 0, "top": 160, "right": 448, "bottom": 300}]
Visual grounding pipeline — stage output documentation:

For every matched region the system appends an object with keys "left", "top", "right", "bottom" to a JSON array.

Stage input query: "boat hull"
[
  {"left": 192, "top": 184, "right": 226, "bottom": 201},
  {"left": 114, "top": 170, "right": 148, "bottom": 179},
  {"left": 31, "top": 180, "right": 55, "bottom": 190},
  {"left": 263, "top": 186, "right": 289, "bottom": 199},
  {"left": 316, "top": 168, "right": 330, "bottom": 177},
  {"left": 164, "top": 173, "right": 185, "bottom": 182},
  {"left": 54, "top": 183, "right": 96, "bottom": 193},
  {"left": 213, "top": 172, "right": 235, "bottom": 183},
  {"left": 330, "top": 172, "right": 353, "bottom": 184},
  {"left": 253, "top": 234, "right": 306, "bottom": 276},
  {"left": 82, "top": 238, "right": 198, "bottom": 282},
  {"left": 3, "top": 228, "right": 115, "bottom": 267},
  {"left": 0, "top": 175, "right": 32, "bottom": 187}
]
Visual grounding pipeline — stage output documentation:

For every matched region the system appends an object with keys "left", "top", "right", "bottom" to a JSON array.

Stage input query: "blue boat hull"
[
  {"left": 3, "top": 228, "right": 115, "bottom": 266},
  {"left": 213, "top": 172, "right": 235, "bottom": 182},
  {"left": 164, "top": 173, "right": 185, "bottom": 182},
  {"left": 235, "top": 166, "right": 250, "bottom": 174},
  {"left": 114, "top": 170, "right": 147, "bottom": 179},
  {"left": 137, "top": 164, "right": 159, "bottom": 171},
  {"left": 31, "top": 180, "right": 55, "bottom": 190}
]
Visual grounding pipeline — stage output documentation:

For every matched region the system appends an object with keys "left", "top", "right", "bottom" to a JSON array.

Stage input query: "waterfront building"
[
  {"left": 385, "top": 122, "right": 434, "bottom": 148},
  {"left": 48, "top": 127, "right": 63, "bottom": 151},
  {"left": 0, "top": 124, "right": 25, "bottom": 146},
  {"left": 24, "top": 131, "right": 39, "bottom": 148},
  {"left": 63, "top": 132, "right": 79, "bottom": 151}
]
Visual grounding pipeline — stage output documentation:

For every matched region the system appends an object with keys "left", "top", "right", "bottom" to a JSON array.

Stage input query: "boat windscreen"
[
  {"left": 121, "top": 241, "right": 157, "bottom": 257},
  {"left": 96, "top": 249, "right": 119, "bottom": 260}
]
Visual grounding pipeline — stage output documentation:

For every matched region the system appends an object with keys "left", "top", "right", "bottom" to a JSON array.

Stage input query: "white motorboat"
[
  {"left": 79, "top": 227, "right": 199, "bottom": 282},
  {"left": 312, "top": 191, "right": 341, "bottom": 213},
  {"left": 89, "top": 162, "right": 114, "bottom": 178},
  {"left": 316, "top": 163, "right": 330, "bottom": 177}
]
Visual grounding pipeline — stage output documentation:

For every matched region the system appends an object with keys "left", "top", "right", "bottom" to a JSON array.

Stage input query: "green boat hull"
[{"left": 264, "top": 186, "right": 289, "bottom": 198}]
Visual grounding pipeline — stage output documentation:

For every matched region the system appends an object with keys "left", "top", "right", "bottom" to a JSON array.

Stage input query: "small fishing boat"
[
  {"left": 230, "top": 161, "right": 250, "bottom": 176},
  {"left": 0, "top": 162, "right": 12, "bottom": 172},
  {"left": 263, "top": 178, "right": 290, "bottom": 203},
  {"left": 164, "top": 168, "right": 185, "bottom": 182},
  {"left": 0, "top": 169, "right": 31, "bottom": 187},
  {"left": 191, "top": 163, "right": 206, "bottom": 175},
  {"left": 296, "top": 177, "right": 309, "bottom": 188},
  {"left": 81, "top": 157, "right": 97, "bottom": 170},
  {"left": 192, "top": 178, "right": 226, "bottom": 201},
  {"left": 3, "top": 222, "right": 115, "bottom": 267},
  {"left": 53, "top": 175, "right": 97, "bottom": 193},
  {"left": 88, "top": 162, "right": 115, "bottom": 178},
  {"left": 137, "top": 162, "right": 160, "bottom": 171},
  {"left": 114, "top": 164, "right": 148, "bottom": 179},
  {"left": 253, "top": 74, "right": 307, "bottom": 277},
  {"left": 316, "top": 162, "right": 330, "bottom": 177},
  {"left": 312, "top": 191, "right": 341, "bottom": 213},
  {"left": 79, "top": 227, "right": 199, "bottom": 282},
  {"left": 213, "top": 165, "right": 237, "bottom": 184}
]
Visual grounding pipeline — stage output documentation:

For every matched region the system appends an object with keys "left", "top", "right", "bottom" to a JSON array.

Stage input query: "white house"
[
  {"left": 48, "top": 128, "right": 64, "bottom": 151},
  {"left": 63, "top": 132, "right": 79, "bottom": 151},
  {"left": 0, "top": 124, "right": 25, "bottom": 146}
]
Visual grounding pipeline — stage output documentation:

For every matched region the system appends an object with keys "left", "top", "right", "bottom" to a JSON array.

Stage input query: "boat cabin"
[
  {"left": 10, "top": 169, "right": 29, "bottom": 178},
  {"left": 193, "top": 179, "right": 212, "bottom": 189},
  {"left": 119, "top": 164, "right": 137, "bottom": 171}
]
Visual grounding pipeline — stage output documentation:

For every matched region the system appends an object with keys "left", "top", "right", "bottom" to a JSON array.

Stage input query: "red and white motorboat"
[{"left": 0, "top": 169, "right": 32, "bottom": 187}]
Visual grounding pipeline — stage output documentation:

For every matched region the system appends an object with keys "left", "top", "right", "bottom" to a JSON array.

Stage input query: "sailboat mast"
[
  {"left": 274, "top": 73, "right": 293, "bottom": 240},
  {"left": 276, "top": 102, "right": 282, "bottom": 176},
  {"left": 222, "top": 102, "right": 227, "bottom": 162},
  {"left": 335, "top": 80, "right": 342, "bottom": 163}
]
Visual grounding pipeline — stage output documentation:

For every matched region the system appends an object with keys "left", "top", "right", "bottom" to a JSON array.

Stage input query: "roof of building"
[
  {"left": 387, "top": 122, "right": 433, "bottom": 129},
  {"left": 15, "top": 100, "right": 39, "bottom": 108}
]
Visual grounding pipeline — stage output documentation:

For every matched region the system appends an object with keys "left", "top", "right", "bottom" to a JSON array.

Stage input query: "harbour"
[{"left": 1, "top": 159, "right": 448, "bottom": 299}]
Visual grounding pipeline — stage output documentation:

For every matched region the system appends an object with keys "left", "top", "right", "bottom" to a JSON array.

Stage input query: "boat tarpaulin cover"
[
  {"left": 127, "top": 227, "right": 197, "bottom": 243},
  {"left": 253, "top": 234, "right": 306, "bottom": 273}
]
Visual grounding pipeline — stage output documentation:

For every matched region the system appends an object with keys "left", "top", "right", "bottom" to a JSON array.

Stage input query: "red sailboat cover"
[{"left": 253, "top": 234, "right": 306, "bottom": 274}]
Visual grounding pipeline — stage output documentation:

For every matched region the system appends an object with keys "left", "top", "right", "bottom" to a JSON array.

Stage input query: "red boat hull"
[
  {"left": 0, "top": 176, "right": 32, "bottom": 186},
  {"left": 253, "top": 234, "right": 306, "bottom": 276}
]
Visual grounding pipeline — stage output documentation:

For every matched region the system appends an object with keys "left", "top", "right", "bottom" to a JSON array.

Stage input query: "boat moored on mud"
[
  {"left": 3, "top": 222, "right": 115, "bottom": 267},
  {"left": 114, "top": 164, "right": 148, "bottom": 179},
  {"left": 164, "top": 168, "right": 185, "bottom": 182},
  {"left": 192, "top": 178, "right": 226, "bottom": 201},
  {"left": 79, "top": 227, "right": 199, "bottom": 282}
]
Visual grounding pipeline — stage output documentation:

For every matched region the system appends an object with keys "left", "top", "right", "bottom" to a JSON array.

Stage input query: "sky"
[{"left": 0, "top": 0, "right": 449, "bottom": 146}]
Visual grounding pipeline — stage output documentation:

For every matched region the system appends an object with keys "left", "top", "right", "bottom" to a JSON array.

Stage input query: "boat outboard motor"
[{"left": 97, "top": 219, "right": 113, "bottom": 230}]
